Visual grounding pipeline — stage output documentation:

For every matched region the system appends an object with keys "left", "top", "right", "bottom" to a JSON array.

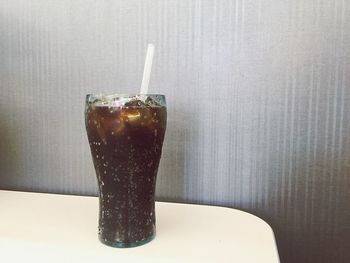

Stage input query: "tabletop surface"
[{"left": 0, "top": 190, "right": 279, "bottom": 263}]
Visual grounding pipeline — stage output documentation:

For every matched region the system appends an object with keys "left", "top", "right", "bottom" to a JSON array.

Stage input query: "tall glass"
[{"left": 85, "top": 94, "right": 167, "bottom": 248}]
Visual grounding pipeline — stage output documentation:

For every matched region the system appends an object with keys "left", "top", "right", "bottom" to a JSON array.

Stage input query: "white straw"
[{"left": 140, "top": 44, "right": 155, "bottom": 95}]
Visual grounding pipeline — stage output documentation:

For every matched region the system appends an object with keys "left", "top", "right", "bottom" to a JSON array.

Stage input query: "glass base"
[{"left": 99, "top": 233, "right": 155, "bottom": 248}]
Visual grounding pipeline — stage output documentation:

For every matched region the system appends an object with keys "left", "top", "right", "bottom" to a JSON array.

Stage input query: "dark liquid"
[{"left": 86, "top": 104, "right": 166, "bottom": 246}]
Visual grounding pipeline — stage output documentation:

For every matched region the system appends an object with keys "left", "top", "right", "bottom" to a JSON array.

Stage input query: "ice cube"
[
  {"left": 121, "top": 109, "right": 141, "bottom": 122},
  {"left": 124, "top": 99, "right": 146, "bottom": 108},
  {"left": 145, "top": 96, "right": 162, "bottom": 107},
  {"left": 110, "top": 118, "right": 126, "bottom": 135}
]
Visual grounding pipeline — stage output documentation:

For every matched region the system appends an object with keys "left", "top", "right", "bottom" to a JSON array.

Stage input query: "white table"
[{"left": 0, "top": 190, "right": 279, "bottom": 262}]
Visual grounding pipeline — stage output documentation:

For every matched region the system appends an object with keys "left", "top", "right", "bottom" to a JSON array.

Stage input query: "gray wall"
[{"left": 1, "top": 1, "right": 349, "bottom": 262}]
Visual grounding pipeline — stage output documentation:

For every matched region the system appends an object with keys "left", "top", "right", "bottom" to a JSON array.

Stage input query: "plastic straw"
[{"left": 140, "top": 44, "right": 155, "bottom": 95}]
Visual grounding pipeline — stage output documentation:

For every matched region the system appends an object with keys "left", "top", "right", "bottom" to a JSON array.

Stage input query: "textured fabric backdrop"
[{"left": 0, "top": 1, "right": 349, "bottom": 262}]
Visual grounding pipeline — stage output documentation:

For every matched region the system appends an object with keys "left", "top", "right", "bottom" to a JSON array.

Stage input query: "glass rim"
[
  {"left": 86, "top": 94, "right": 166, "bottom": 107},
  {"left": 86, "top": 93, "right": 165, "bottom": 98}
]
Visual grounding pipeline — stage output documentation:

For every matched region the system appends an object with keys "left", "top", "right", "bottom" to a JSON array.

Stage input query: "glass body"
[{"left": 85, "top": 94, "right": 167, "bottom": 248}]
